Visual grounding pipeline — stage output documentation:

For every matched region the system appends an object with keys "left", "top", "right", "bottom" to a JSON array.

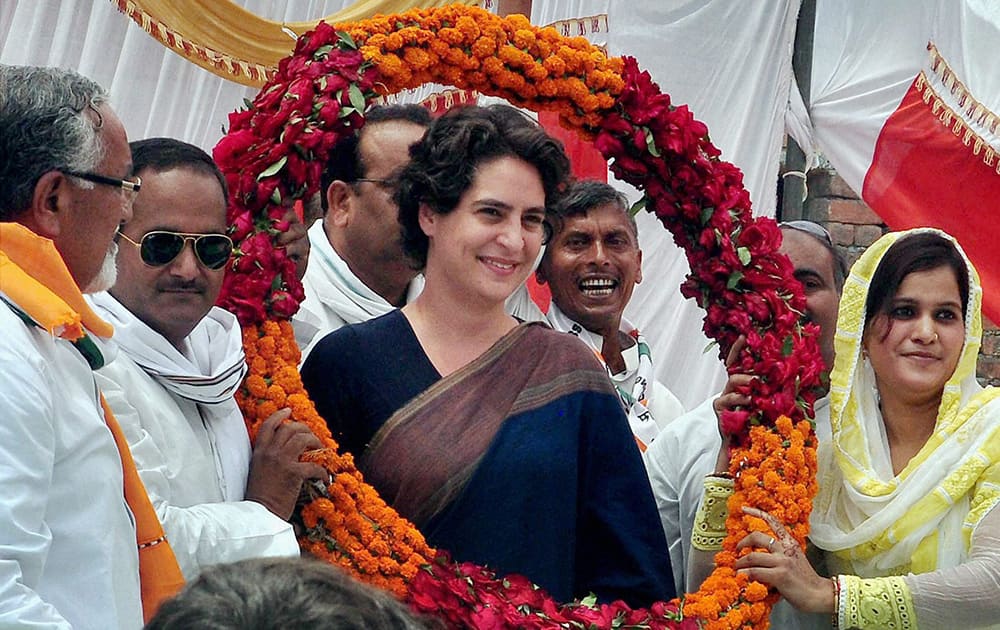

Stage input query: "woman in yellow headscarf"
[{"left": 736, "top": 228, "right": 1000, "bottom": 628}]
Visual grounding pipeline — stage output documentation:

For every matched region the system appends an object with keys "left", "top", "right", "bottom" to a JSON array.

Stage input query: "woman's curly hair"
[{"left": 395, "top": 104, "right": 571, "bottom": 268}]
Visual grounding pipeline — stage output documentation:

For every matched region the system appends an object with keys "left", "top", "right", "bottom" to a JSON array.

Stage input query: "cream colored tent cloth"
[{"left": 113, "top": 0, "right": 474, "bottom": 87}]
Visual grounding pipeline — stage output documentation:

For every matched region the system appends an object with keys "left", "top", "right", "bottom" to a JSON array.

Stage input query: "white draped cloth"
[
  {"left": 0, "top": 297, "right": 141, "bottom": 629},
  {"left": 546, "top": 303, "right": 684, "bottom": 446},
  {"left": 89, "top": 292, "right": 299, "bottom": 580},
  {"left": 294, "top": 220, "right": 425, "bottom": 357}
]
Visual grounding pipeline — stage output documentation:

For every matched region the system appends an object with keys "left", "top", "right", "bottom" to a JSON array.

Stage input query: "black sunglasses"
[
  {"left": 779, "top": 220, "right": 834, "bottom": 247},
  {"left": 118, "top": 230, "right": 233, "bottom": 270}
]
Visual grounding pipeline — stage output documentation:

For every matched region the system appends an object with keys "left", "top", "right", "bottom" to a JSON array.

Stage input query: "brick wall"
[{"left": 797, "top": 167, "right": 999, "bottom": 386}]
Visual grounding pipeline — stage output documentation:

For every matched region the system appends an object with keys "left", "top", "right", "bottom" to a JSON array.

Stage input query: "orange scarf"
[{"left": 0, "top": 223, "right": 184, "bottom": 621}]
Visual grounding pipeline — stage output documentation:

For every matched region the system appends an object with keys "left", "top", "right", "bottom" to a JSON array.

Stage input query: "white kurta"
[
  {"left": 294, "top": 221, "right": 424, "bottom": 358},
  {"left": 611, "top": 342, "right": 685, "bottom": 429},
  {"left": 96, "top": 352, "right": 299, "bottom": 580},
  {"left": 0, "top": 304, "right": 142, "bottom": 629},
  {"left": 95, "top": 353, "right": 298, "bottom": 580},
  {"left": 91, "top": 303, "right": 299, "bottom": 580},
  {"left": 545, "top": 304, "right": 684, "bottom": 443}
]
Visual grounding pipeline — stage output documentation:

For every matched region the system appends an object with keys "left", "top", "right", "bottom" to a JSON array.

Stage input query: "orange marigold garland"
[
  {"left": 683, "top": 417, "right": 818, "bottom": 629},
  {"left": 236, "top": 320, "right": 434, "bottom": 598},
  {"left": 214, "top": 4, "right": 823, "bottom": 628}
]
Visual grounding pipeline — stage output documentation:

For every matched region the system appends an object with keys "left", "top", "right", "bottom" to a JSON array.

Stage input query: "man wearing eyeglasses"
[
  {"left": 0, "top": 65, "right": 154, "bottom": 629},
  {"left": 87, "top": 138, "right": 327, "bottom": 580},
  {"left": 292, "top": 105, "right": 432, "bottom": 357},
  {"left": 643, "top": 220, "right": 846, "bottom": 615}
]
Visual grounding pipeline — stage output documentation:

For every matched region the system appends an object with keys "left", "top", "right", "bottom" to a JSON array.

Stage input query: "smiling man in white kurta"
[{"left": 536, "top": 180, "right": 684, "bottom": 450}]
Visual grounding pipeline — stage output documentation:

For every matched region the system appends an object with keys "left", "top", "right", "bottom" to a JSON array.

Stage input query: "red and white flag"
[{"left": 808, "top": 0, "right": 1000, "bottom": 322}]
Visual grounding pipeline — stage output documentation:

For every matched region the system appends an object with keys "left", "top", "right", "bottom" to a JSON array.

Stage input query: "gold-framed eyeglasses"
[
  {"left": 354, "top": 177, "right": 395, "bottom": 192},
  {"left": 64, "top": 170, "right": 141, "bottom": 205}
]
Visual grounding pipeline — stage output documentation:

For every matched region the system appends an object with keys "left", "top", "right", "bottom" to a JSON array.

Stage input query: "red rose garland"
[{"left": 214, "top": 6, "right": 824, "bottom": 628}]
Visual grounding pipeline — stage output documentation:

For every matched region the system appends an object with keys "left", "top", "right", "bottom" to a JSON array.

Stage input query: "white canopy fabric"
[
  {"left": 0, "top": 0, "right": 334, "bottom": 149},
  {"left": 805, "top": 0, "right": 1000, "bottom": 324},
  {"left": 808, "top": 0, "right": 1000, "bottom": 193},
  {"left": 606, "top": 1, "right": 802, "bottom": 407}
]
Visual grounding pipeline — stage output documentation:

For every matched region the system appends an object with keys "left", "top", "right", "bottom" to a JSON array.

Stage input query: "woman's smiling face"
[
  {"left": 864, "top": 265, "right": 966, "bottom": 408},
  {"left": 418, "top": 156, "right": 547, "bottom": 308}
]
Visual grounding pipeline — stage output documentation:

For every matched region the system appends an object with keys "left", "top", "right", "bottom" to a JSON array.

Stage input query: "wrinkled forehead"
[
  {"left": 779, "top": 227, "right": 835, "bottom": 279},
  {"left": 555, "top": 202, "right": 637, "bottom": 240}
]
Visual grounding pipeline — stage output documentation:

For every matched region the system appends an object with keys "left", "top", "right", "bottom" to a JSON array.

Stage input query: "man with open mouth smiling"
[{"left": 536, "top": 180, "right": 684, "bottom": 450}]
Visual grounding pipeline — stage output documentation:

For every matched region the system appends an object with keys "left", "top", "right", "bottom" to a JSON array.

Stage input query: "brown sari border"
[{"left": 361, "top": 321, "right": 612, "bottom": 528}]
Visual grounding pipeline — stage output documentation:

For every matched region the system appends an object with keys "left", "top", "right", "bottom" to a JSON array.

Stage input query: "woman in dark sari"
[{"left": 302, "top": 104, "right": 674, "bottom": 606}]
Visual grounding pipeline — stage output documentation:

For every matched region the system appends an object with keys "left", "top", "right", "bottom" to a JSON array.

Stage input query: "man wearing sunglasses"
[
  {"left": 88, "top": 138, "right": 327, "bottom": 580},
  {"left": 0, "top": 66, "right": 151, "bottom": 629}
]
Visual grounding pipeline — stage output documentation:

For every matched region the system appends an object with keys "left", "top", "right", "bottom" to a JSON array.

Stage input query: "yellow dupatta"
[
  {"left": 810, "top": 228, "right": 1000, "bottom": 577},
  {"left": 0, "top": 223, "right": 185, "bottom": 620}
]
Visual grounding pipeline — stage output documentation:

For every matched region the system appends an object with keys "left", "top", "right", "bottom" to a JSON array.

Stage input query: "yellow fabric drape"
[{"left": 112, "top": 0, "right": 476, "bottom": 87}]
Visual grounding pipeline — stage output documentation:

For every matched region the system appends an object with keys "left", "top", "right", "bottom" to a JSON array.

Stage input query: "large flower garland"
[{"left": 213, "top": 5, "right": 824, "bottom": 628}]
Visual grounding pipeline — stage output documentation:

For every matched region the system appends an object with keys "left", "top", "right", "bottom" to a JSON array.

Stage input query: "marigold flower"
[
  {"left": 244, "top": 374, "right": 268, "bottom": 398},
  {"left": 543, "top": 55, "right": 567, "bottom": 76},
  {"left": 512, "top": 29, "right": 536, "bottom": 50},
  {"left": 455, "top": 15, "right": 480, "bottom": 40},
  {"left": 437, "top": 27, "right": 464, "bottom": 46}
]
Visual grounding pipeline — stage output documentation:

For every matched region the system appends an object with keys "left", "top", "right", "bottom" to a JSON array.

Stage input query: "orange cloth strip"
[
  {"left": 101, "top": 396, "right": 185, "bottom": 621},
  {"left": 0, "top": 223, "right": 113, "bottom": 339}
]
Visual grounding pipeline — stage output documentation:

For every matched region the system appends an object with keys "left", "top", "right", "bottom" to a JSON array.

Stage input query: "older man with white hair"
[{"left": 0, "top": 65, "right": 182, "bottom": 628}]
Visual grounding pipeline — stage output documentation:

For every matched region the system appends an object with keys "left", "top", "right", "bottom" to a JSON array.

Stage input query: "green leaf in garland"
[
  {"left": 726, "top": 271, "right": 744, "bottom": 289},
  {"left": 336, "top": 30, "right": 357, "bottom": 49},
  {"left": 703, "top": 339, "right": 719, "bottom": 354},
  {"left": 270, "top": 187, "right": 282, "bottom": 205},
  {"left": 339, "top": 106, "right": 357, "bottom": 118},
  {"left": 348, "top": 83, "right": 366, "bottom": 113},
  {"left": 643, "top": 126, "right": 661, "bottom": 157},
  {"left": 579, "top": 593, "right": 598, "bottom": 608},
  {"left": 314, "top": 44, "right": 334, "bottom": 58},
  {"left": 700, "top": 206, "right": 715, "bottom": 226},
  {"left": 782, "top": 335, "right": 795, "bottom": 356},
  {"left": 257, "top": 156, "right": 287, "bottom": 180},
  {"left": 628, "top": 196, "right": 647, "bottom": 217},
  {"left": 737, "top": 246, "right": 752, "bottom": 266}
]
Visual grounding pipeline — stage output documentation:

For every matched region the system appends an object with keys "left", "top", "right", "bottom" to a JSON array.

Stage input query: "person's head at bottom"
[{"left": 144, "top": 557, "right": 431, "bottom": 630}]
